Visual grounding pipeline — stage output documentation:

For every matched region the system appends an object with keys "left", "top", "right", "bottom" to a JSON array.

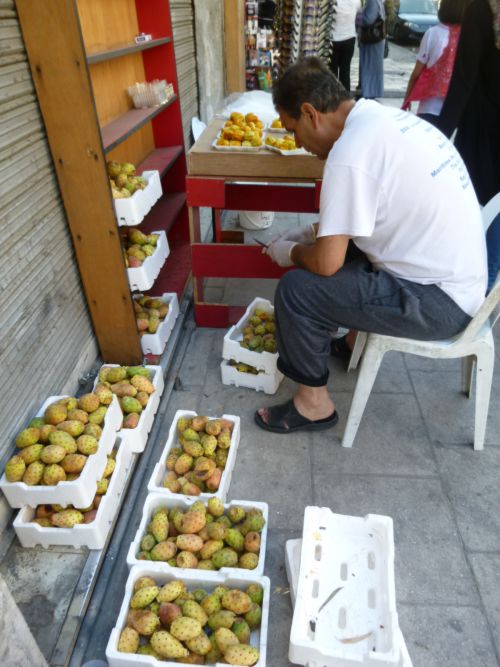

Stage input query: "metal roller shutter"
[
  {"left": 170, "top": 0, "right": 199, "bottom": 149},
  {"left": 0, "top": 1, "right": 98, "bottom": 465}
]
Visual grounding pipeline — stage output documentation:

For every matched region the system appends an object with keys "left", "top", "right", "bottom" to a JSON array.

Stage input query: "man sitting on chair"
[{"left": 255, "top": 57, "right": 487, "bottom": 434}]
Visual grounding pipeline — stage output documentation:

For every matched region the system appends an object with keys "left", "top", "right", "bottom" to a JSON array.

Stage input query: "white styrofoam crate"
[
  {"left": 127, "top": 492, "right": 268, "bottom": 575},
  {"left": 289, "top": 507, "right": 401, "bottom": 667},
  {"left": 13, "top": 435, "right": 133, "bottom": 549},
  {"left": 114, "top": 170, "right": 162, "bottom": 226},
  {"left": 127, "top": 230, "right": 169, "bottom": 292},
  {"left": 0, "top": 395, "right": 122, "bottom": 509},
  {"left": 138, "top": 292, "right": 180, "bottom": 355},
  {"left": 285, "top": 538, "right": 413, "bottom": 667},
  {"left": 222, "top": 297, "right": 278, "bottom": 373},
  {"left": 220, "top": 359, "right": 283, "bottom": 395},
  {"left": 106, "top": 564, "right": 270, "bottom": 667},
  {"left": 147, "top": 410, "right": 240, "bottom": 501},
  {"left": 95, "top": 365, "right": 164, "bottom": 454}
]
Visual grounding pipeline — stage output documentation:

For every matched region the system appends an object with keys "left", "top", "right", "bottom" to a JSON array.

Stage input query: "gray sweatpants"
[{"left": 275, "top": 254, "right": 472, "bottom": 387}]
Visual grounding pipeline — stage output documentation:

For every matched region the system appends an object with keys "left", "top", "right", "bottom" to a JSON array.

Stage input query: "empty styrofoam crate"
[
  {"left": 127, "top": 230, "right": 169, "bottom": 291},
  {"left": 289, "top": 507, "right": 401, "bottom": 667},
  {"left": 0, "top": 395, "right": 122, "bottom": 509},
  {"left": 106, "top": 565, "right": 270, "bottom": 667},
  {"left": 147, "top": 410, "right": 240, "bottom": 501},
  {"left": 285, "top": 537, "right": 413, "bottom": 667},
  {"left": 222, "top": 297, "right": 278, "bottom": 373},
  {"left": 13, "top": 435, "right": 133, "bottom": 550},
  {"left": 220, "top": 358, "right": 283, "bottom": 395},
  {"left": 95, "top": 364, "right": 164, "bottom": 454},
  {"left": 138, "top": 292, "right": 180, "bottom": 355},
  {"left": 114, "top": 170, "right": 162, "bottom": 226},
  {"left": 127, "top": 492, "right": 269, "bottom": 575}
]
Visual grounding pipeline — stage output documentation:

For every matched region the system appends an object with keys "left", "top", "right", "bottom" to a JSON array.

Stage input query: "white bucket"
[{"left": 239, "top": 210, "right": 274, "bottom": 230}]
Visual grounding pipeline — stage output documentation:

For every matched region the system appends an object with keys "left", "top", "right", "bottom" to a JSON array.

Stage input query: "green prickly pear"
[{"left": 224, "top": 644, "right": 260, "bottom": 665}]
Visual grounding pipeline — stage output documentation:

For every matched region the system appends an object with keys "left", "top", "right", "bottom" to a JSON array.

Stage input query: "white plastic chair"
[{"left": 342, "top": 195, "right": 500, "bottom": 451}]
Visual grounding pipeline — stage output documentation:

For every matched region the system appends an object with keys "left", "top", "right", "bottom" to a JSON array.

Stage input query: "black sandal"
[
  {"left": 330, "top": 335, "right": 352, "bottom": 360},
  {"left": 254, "top": 399, "right": 339, "bottom": 434}
]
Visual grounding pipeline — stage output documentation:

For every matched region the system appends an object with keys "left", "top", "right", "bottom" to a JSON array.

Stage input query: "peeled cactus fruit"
[
  {"left": 150, "top": 630, "right": 189, "bottom": 659},
  {"left": 118, "top": 627, "right": 140, "bottom": 653},
  {"left": 224, "top": 644, "right": 260, "bottom": 665}
]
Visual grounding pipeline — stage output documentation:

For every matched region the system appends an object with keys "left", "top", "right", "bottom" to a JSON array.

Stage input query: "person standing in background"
[
  {"left": 434, "top": 0, "right": 500, "bottom": 291},
  {"left": 402, "top": 0, "right": 470, "bottom": 122},
  {"left": 358, "top": 0, "right": 386, "bottom": 99},
  {"left": 330, "top": 0, "right": 362, "bottom": 90}
]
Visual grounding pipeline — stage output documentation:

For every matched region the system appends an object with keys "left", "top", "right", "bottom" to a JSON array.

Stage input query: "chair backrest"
[{"left": 482, "top": 192, "right": 500, "bottom": 232}]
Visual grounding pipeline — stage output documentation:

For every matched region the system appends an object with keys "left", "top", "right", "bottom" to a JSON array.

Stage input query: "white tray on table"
[
  {"left": 0, "top": 394, "right": 122, "bottom": 509},
  {"left": 147, "top": 410, "right": 240, "bottom": 501}
]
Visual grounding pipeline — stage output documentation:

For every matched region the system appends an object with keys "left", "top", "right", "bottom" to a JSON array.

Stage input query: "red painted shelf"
[
  {"left": 137, "top": 146, "right": 183, "bottom": 179},
  {"left": 140, "top": 192, "right": 186, "bottom": 236},
  {"left": 145, "top": 240, "right": 191, "bottom": 299}
]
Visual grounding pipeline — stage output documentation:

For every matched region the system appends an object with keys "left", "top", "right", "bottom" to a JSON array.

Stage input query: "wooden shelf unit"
[{"left": 16, "top": 0, "right": 191, "bottom": 364}]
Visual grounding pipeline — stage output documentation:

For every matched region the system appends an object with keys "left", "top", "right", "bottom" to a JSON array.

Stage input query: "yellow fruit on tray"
[{"left": 271, "top": 118, "right": 282, "bottom": 128}]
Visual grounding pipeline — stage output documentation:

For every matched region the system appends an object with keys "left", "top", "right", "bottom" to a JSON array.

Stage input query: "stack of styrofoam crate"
[
  {"left": 147, "top": 409, "right": 241, "bottom": 501},
  {"left": 94, "top": 364, "right": 165, "bottom": 454},
  {"left": 106, "top": 565, "right": 271, "bottom": 667},
  {"left": 285, "top": 507, "right": 413, "bottom": 667},
  {"left": 13, "top": 435, "right": 133, "bottom": 550},
  {"left": 221, "top": 297, "right": 284, "bottom": 394},
  {"left": 135, "top": 292, "right": 180, "bottom": 356},
  {"left": 114, "top": 170, "right": 162, "bottom": 227}
]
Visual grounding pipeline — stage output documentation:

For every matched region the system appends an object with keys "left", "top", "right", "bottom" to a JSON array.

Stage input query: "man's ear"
[{"left": 300, "top": 102, "right": 320, "bottom": 128}]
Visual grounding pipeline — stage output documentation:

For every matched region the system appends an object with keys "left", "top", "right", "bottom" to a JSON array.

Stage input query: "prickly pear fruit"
[
  {"left": 176, "top": 551, "right": 198, "bottom": 568},
  {"left": 84, "top": 423, "right": 102, "bottom": 439},
  {"left": 151, "top": 541, "right": 177, "bottom": 561},
  {"left": 150, "top": 630, "right": 189, "bottom": 659},
  {"left": 173, "top": 453, "right": 192, "bottom": 476},
  {"left": 159, "top": 601, "right": 182, "bottom": 627},
  {"left": 244, "top": 531, "right": 261, "bottom": 553},
  {"left": 201, "top": 593, "right": 221, "bottom": 616},
  {"left": 206, "top": 467, "right": 223, "bottom": 491},
  {"left": 44, "top": 403, "right": 67, "bottom": 425},
  {"left": 140, "top": 534, "right": 156, "bottom": 551},
  {"left": 15, "top": 427, "right": 40, "bottom": 448},
  {"left": 135, "top": 391, "right": 149, "bottom": 408},
  {"left": 136, "top": 643, "right": 161, "bottom": 657},
  {"left": 22, "top": 461, "right": 45, "bottom": 485},
  {"left": 88, "top": 406, "right": 107, "bottom": 425},
  {"left": 232, "top": 618, "right": 251, "bottom": 643},
  {"left": 105, "top": 367, "right": 128, "bottom": 383},
  {"left": 39, "top": 424, "right": 56, "bottom": 443},
  {"left": 207, "top": 609, "right": 235, "bottom": 630},
  {"left": 176, "top": 534, "right": 203, "bottom": 552},
  {"left": 117, "top": 627, "right": 139, "bottom": 653},
  {"left": 185, "top": 632, "right": 212, "bottom": 656},
  {"left": 76, "top": 435, "right": 98, "bottom": 455},
  {"left": 170, "top": 616, "right": 202, "bottom": 641},
  {"left": 246, "top": 583, "right": 264, "bottom": 605},
  {"left": 67, "top": 408, "right": 89, "bottom": 424},
  {"left": 130, "top": 585, "right": 159, "bottom": 609},
  {"left": 224, "top": 644, "right": 260, "bottom": 665},
  {"left": 181, "top": 481, "right": 201, "bottom": 496},
  {"left": 95, "top": 478, "right": 108, "bottom": 495},
  {"left": 19, "top": 444, "right": 44, "bottom": 464},
  {"left": 49, "top": 430, "right": 77, "bottom": 453},
  {"left": 131, "top": 610, "right": 160, "bottom": 636},
  {"left": 123, "top": 413, "right": 140, "bottom": 429},
  {"left": 182, "top": 440, "right": 204, "bottom": 457},
  {"left": 245, "top": 602, "right": 262, "bottom": 628},
  {"left": 102, "top": 456, "right": 116, "bottom": 478},
  {"left": 181, "top": 600, "right": 207, "bottom": 627},
  {"left": 127, "top": 366, "right": 151, "bottom": 379},
  {"left": 180, "top": 510, "right": 206, "bottom": 534},
  {"left": 207, "top": 497, "right": 225, "bottom": 518},
  {"left": 134, "top": 576, "right": 157, "bottom": 592},
  {"left": 94, "top": 385, "right": 114, "bottom": 405},
  {"left": 177, "top": 416, "right": 191, "bottom": 433},
  {"left": 60, "top": 453, "right": 87, "bottom": 474},
  {"left": 224, "top": 528, "right": 245, "bottom": 552},
  {"left": 29, "top": 417, "right": 45, "bottom": 429},
  {"left": 214, "top": 627, "right": 239, "bottom": 653},
  {"left": 241, "top": 513, "right": 265, "bottom": 535},
  {"left": 40, "top": 444, "right": 66, "bottom": 464},
  {"left": 78, "top": 393, "right": 100, "bottom": 413},
  {"left": 42, "top": 463, "right": 66, "bottom": 485},
  {"left": 191, "top": 416, "right": 208, "bottom": 431},
  {"left": 51, "top": 509, "right": 84, "bottom": 528},
  {"left": 217, "top": 430, "right": 231, "bottom": 449},
  {"left": 56, "top": 420, "right": 85, "bottom": 437},
  {"left": 130, "top": 375, "right": 155, "bottom": 394},
  {"left": 205, "top": 419, "right": 222, "bottom": 436},
  {"left": 157, "top": 580, "right": 186, "bottom": 603},
  {"left": 212, "top": 547, "right": 238, "bottom": 569},
  {"left": 151, "top": 510, "right": 169, "bottom": 542},
  {"left": 228, "top": 506, "right": 246, "bottom": 524},
  {"left": 239, "top": 552, "right": 259, "bottom": 569},
  {"left": 222, "top": 590, "right": 252, "bottom": 615},
  {"left": 201, "top": 434, "right": 218, "bottom": 456},
  {"left": 182, "top": 428, "right": 200, "bottom": 442},
  {"left": 110, "top": 381, "right": 137, "bottom": 398}
]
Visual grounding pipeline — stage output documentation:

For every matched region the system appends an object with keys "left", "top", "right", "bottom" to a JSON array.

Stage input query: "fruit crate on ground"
[
  {"left": 127, "top": 230, "right": 169, "bottom": 291},
  {"left": 222, "top": 297, "right": 278, "bottom": 374},
  {"left": 147, "top": 411, "right": 240, "bottom": 501},
  {"left": 220, "top": 359, "right": 283, "bottom": 395},
  {"left": 289, "top": 507, "right": 403, "bottom": 667},
  {"left": 114, "top": 170, "right": 162, "bottom": 226},
  {"left": 13, "top": 435, "right": 133, "bottom": 550},
  {"left": 127, "top": 493, "right": 269, "bottom": 575},
  {"left": 95, "top": 365, "right": 164, "bottom": 454},
  {"left": 137, "top": 293, "right": 180, "bottom": 356},
  {"left": 0, "top": 395, "right": 122, "bottom": 509},
  {"left": 285, "top": 538, "right": 413, "bottom": 667},
  {"left": 106, "top": 564, "right": 270, "bottom": 667}
]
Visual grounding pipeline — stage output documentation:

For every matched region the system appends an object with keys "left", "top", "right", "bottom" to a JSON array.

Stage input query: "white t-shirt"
[
  {"left": 416, "top": 23, "right": 450, "bottom": 116},
  {"left": 318, "top": 100, "right": 487, "bottom": 316},
  {"left": 332, "top": 0, "right": 362, "bottom": 41}
]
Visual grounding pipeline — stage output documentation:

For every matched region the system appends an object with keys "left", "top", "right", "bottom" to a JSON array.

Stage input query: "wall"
[
  {"left": 194, "top": 0, "right": 226, "bottom": 123},
  {"left": 0, "top": 1, "right": 98, "bottom": 529}
]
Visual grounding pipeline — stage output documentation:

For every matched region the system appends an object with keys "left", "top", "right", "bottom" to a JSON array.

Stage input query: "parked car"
[{"left": 388, "top": 0, "right": 438, "bottom": 42}]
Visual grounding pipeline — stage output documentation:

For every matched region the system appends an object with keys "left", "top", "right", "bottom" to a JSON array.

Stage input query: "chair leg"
[
  {"left": 347, "top": 331, "right": 368, "bottom": 372},
  {"left": 473, "top": 343, "right": 495, "bottom": 451},
  {"left": 461, "top": 356, "right": 475, "bottom": 397},
  {"left": 342, "top": 342, "right": 385, "bottom": 448}
]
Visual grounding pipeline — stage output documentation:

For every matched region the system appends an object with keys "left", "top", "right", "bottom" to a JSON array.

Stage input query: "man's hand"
[
  {"left": 271, "top": 223, "right": 316, "bottom": 246},
  {"left": 264, "top": 239, "right": 298, "bottom": 266}
]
